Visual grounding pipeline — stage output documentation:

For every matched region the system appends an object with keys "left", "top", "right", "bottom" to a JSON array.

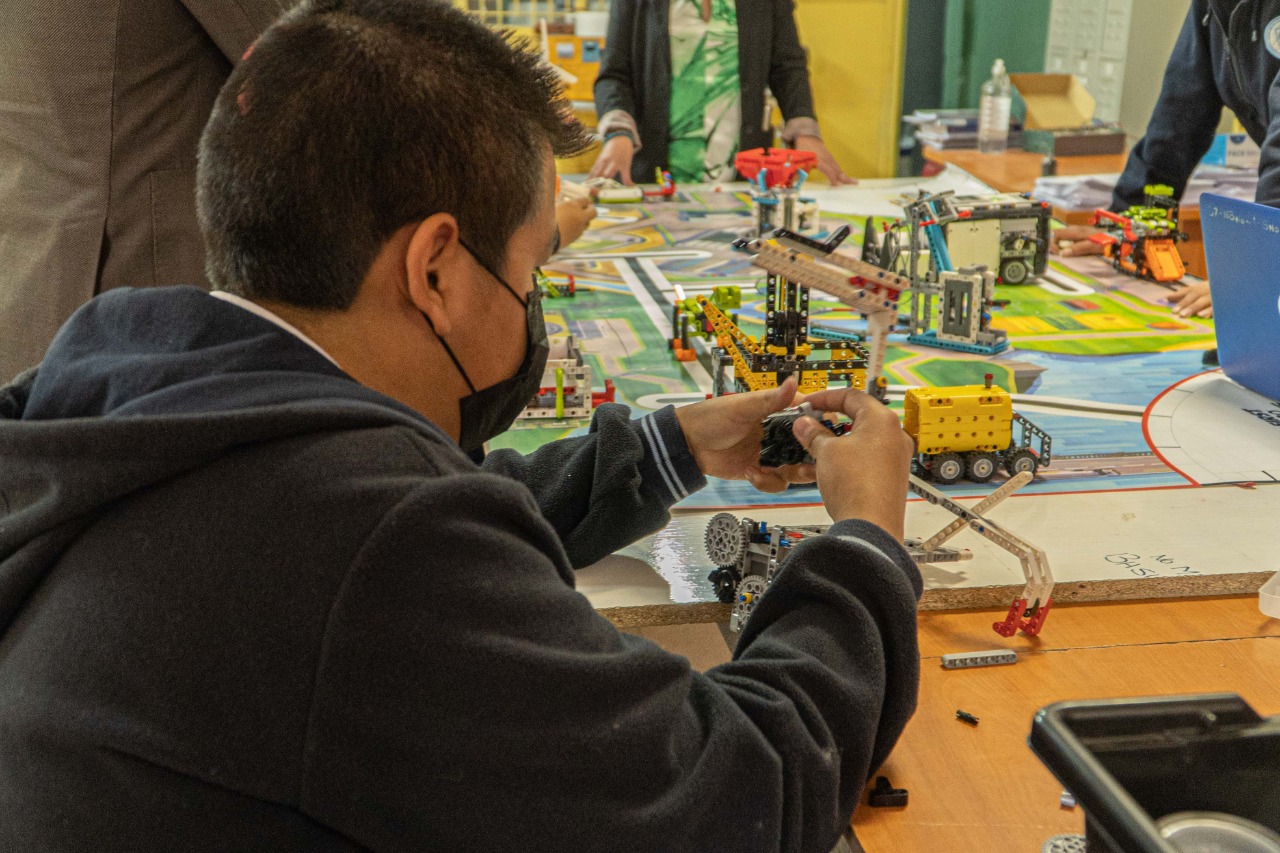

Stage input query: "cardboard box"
[
  {"left": 1022, "top": 127, "right": 1125, "bottom": 156},
  {"left": 1009, "top": 73, "right": 1126, "bottom": 156}
]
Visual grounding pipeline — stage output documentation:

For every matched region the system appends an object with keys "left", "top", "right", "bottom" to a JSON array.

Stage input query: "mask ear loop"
[
  {"left": 421, "top": 272, "right": 477, "bottom": 394},
  {"left": 459, "top": 239, "right": 534, "bottom": 308}
]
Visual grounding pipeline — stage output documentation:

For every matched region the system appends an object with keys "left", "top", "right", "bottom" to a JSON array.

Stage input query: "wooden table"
[
  {"left": 922, "top": 145, "right": 1128, "bottom": 195},
  {"left": 922, "top": 145, "right": 1208, "bottom": 279},
  {"left": 630, "top": 595, "right": 1280, "bottom": 852},
  {"left": 854, "top": 595, "right": 1280, "bottom": 851}
]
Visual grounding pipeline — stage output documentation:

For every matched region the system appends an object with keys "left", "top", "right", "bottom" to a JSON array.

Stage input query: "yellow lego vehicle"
[{"left": 904, "top": 375, "right": 1052, "bottom": 484}]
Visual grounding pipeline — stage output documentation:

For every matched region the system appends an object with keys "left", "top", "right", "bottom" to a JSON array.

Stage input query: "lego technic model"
[
  {"left": 734, "top": 147, "right": 822, "bottom": 238},
  {"left": 759, "top": 402, "right": 848, "bottom": 467},
  {"left": 536, "top": 268, "right": 576, "bottom": 298},
  {"left": 903, "top": 374, "right": 1052, "bottom": 484},
  {"left": 893, "top": 190, "right": 1010, "bottom": 355},
  {"left": 699, "top": 226, "right": 909, "bottom": 398},
  {"left": 707, "top": 402, "right": 1054, "bottom": 636},
  {"left": 705, "top": 468, "right": 1052, "bottom": 637},
  {"left": 947, "top": 193, "right": 1052, "bottom": 285},
  {"left": 669, "top": 284, "right": 741, "bottom": 363},
  {"left": 583, "top": 169, "right": 678, "bottom": 205},
  {"left": 643, "top": 169, "right": 677, "bottom": 201},
  {"left": 517, "top": 335, "right": 615, "bottom": 421},
  {"left": 1089, "top": 184, "right": 1187, "bottom": 283},
  {"left": 868, "top": 192, "right": 1052, "bottom": 286}
]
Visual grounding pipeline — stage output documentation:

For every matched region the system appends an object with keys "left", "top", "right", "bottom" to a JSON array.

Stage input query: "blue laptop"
[{"left": 1200, "top": 193, "right": 1280, "bottom": 400}]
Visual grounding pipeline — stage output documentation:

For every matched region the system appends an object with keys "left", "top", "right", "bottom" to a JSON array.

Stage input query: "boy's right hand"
[
  {"left": 791, "top": 389, "right": 913, "bottom": 541},
  {"left": 588, "top": 136, "right": 636, "bottom": 185}
]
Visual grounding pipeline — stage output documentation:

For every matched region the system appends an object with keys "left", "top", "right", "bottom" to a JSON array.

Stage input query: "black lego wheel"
[
  {"left": 966, "top": 452, "right": 997, "bottom": 483},
  {"left": 1005, "top": 449, "right": 1038, "bottom": 477},
  {"left": 931, "top": 452, "right": 964, "bottom": 485},
  {"left": 1000, "top": 257, "right": 1030, "bottom": 284}
]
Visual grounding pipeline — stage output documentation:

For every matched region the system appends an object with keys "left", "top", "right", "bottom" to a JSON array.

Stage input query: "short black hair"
[{"left": 197, "top": 0, "right": 591, "bottom": 309}]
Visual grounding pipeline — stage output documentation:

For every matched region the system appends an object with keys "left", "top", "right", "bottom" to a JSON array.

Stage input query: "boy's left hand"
[{"left": 673, "top": 378, "right": 816, "bottom": 493}]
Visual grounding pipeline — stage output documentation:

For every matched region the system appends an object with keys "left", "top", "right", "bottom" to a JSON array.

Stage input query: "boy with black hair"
[{"left": 0, "top": 2, "right": 921, "bottom": 851}]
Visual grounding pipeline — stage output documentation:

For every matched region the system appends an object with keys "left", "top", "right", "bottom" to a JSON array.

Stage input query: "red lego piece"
[
  {"left": 591, "top": 379, "right": 616, "bottom": 407},
  {"left": 642, "top": 171, "right": 677, "bottom": 199},
  {"left": 734, "top": 147, "right": 819, "bottom": 188},
  {"left": 993, "top": 596, "right": 1053, "bottom": 637},
  {"left": 1019, "top": 598, "right": 1052, "bottom": 636},
  {"left": 993, "top": 598, "right": 1026, "bottom": 638}
]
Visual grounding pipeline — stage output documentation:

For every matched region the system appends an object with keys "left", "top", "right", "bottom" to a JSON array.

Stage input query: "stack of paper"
[
  {"left": 1031, "top": 165, "right": 1258, "bottom": 211},
  {"left": 905, "top": 109, "right": 1024, "bottom": 151}
]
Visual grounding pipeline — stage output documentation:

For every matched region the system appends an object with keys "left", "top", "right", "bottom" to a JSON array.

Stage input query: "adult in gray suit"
[{"left": 0, "top": 0, "right": 288, "bottom": 378}]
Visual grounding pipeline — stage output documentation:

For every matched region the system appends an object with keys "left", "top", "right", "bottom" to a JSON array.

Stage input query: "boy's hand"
[
  {"left": 791, "top": 388, "right": 913, "bottom": 540},
  {"left": 674, "top": 378, "right": 816, "bottom": 493}
]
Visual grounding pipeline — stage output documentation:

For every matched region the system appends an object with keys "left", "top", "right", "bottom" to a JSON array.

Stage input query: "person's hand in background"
[
  {"left": 1050, "top": 225, "right": 1107, "bottom": 257},
  {"left": 1166, "top": 280, "right": 1213, "bottom": 318},
  {"left": 554, "top": 196, "right": 595, "bottom": 248},
  {"left": 793, "top": 135, "right": 856, "bottom": 185},
  {"left": 588, "top": 135, "right": 636, "bottom": 185}
]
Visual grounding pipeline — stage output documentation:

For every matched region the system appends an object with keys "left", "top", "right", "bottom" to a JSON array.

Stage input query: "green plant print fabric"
[{"left": 668, "top": 0, "right": 742, "bottom": 183}]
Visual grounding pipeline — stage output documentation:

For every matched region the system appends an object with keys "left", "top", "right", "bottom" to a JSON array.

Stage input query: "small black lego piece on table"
[
  {"left": 868, "top": 775, "right": 908, "bottom": 808},
  {"left": 759, "top": 402, "right": 850, "bottom": 467},
  {"left": 956, "top": 710, "right": 980, "bottom": 726}
]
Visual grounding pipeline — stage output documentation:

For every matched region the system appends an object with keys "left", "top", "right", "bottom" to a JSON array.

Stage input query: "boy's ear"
[{"left": 406, "top": 214, "right": 463, "bottom": 336}]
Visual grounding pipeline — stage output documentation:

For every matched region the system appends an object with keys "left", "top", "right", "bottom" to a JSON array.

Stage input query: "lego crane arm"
[
  {"left": 918, "top": 471, "right": 1033, "bottom": 551},
  {"left": 766, "top": 232, "right": 913, "bottom": 293},
  {"left": 740, "top": 235, "right": 907, "bottom": 390},
  {"left": 744, "top": 242, "right": 904, "bottom": 316},
  {"left": 909, "top": 474, "right": 1054, "bottom": 637},
  {"left": 696, "top": 295, "right": 774, "bottom": 392}
]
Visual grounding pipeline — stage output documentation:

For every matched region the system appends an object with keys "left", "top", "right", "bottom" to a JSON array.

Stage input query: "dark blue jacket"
[
  {"left": 595, "top": 0, "right": 817, "bottom": 183},
  {"left": 0, "top": 287, "right": 921, "bottom": 852},
  {"left": 1115, "top": 0, "right": 1280, "bottom": 209}
]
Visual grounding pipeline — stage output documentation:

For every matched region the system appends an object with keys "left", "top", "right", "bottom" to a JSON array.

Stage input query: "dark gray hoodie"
[{"left": 0, "top": 286, "right": 921, "bottom": 852}]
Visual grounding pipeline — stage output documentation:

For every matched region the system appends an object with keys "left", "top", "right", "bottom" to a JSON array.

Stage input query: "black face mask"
[{"left": 422, "top": 241, "right": 549, "bottom": 453}]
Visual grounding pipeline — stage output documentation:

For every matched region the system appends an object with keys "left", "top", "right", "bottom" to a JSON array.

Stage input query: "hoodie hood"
[{"left": 0, "top": 287, "right": 452, "bottom": 630}]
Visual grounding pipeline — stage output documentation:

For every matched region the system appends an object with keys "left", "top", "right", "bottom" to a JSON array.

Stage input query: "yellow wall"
[{"left": 794, "top": 0, "right": 907, "bottom": 179}]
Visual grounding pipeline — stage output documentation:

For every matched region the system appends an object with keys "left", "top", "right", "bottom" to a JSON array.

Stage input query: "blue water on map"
[{"left": 1004, "top": 349, "right": 1211, "bottom": 404}]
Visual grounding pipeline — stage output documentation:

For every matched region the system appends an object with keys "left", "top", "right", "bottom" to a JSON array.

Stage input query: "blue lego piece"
[{"left": 906, "top": 330, "right": 1009, "bottom": 355}]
